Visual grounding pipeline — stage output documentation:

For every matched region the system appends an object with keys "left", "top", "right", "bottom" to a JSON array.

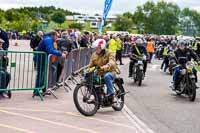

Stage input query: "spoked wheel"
[
  {"left": 112, "top": 82, "right": 125, "bottom": 111},
  {"left": 188, "top": 80, "right": 196, "bottom": 102},
  {"left": 137, "top": 70, "right": 143, "bottom": 86},
  {"left": 73, "top": 84, "right": 99, "bottom": 116},
  {"left": 175, "top": 81, "right": 185, "bottom": 96}
]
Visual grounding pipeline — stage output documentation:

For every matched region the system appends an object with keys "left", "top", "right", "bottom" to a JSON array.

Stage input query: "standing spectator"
[
  {"left": 33, "top": 31, "right": 66, "bottom": 97},
  {"left": 30, "top": 31, "right": 43, "bottom": 69},
  {"left": 116, "top": 35, "right": 124, "bottom": 65},
  {"left": 0, "top": 39, "right": 10, "bottom": 98},
  {"left": 30, "top": 31, "right": 43, "bottom": 51},
  {"left": 108, "top": 35, "right": 117, "bottom": 53},
  {"left": 0, "top": 28, "right": 9, "bottom": 50},
  {"left": 80, "top": 31, "right": 90, "bottom": 48},
  {"left": 146, "top": 38, "right": 155, "bottom": 63},
  {"left": 56, "top": 32, "right": 74, "bottom": 82},
  {"left": 70, "top": 33, "right": 79, "bottom": 49}
]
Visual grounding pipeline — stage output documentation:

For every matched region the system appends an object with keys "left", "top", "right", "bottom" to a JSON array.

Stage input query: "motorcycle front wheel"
[
  {"left": 188, "top": 80, "right": 196, "bottom": 102},
  {"left": 137, "top": 70, "right": 143, "bottom": 86},
  {"left": 73, "top": 84, "right": 99, "bottom": 116}
]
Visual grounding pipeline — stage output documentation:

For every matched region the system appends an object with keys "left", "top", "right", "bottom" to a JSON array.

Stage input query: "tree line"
[
  {"left": 0, "top": 6, "right": 79, "bottom": 32},
  {"left": 0, "top": 2, "right": 200, "bottom": 35},
  {"left": 114, "top": 1, "right": 200, "bottom": 36}
]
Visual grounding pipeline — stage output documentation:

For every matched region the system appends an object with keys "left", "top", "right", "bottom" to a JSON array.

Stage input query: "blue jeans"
[
  {"left": 161, "top": 56, "right": 169, "bottom": 72},
  {"left": 35, "top": 62, "right": 45, "bottom": 93},
  {"left": 103, "top": 72, "right": 115, "bottom": 96},
  {"left": 50, "top": 64, "right": 57, "bottom": 87},
  {"left": 173, "top": 66, "right": 197, "bottom": 82}
]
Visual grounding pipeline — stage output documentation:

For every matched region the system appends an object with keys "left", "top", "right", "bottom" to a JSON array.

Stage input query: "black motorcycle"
[
  {"left": 171, "top": 57, "right": 197, "bottom": 102},
  {"left": 73, "top": 67, "right": 125, "bottom": 116},
  {"left": 132, "top": 57, "right": 145, "bottom": 86}
]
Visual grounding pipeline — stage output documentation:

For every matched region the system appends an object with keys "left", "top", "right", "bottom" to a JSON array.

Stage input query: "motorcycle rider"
[
  {"left": 88, "top": 39, "right": 120, "bottom": 99},
  {"left": 171, "top": 39, "right": 200, "bottom": 90},
  {"left": 129, "top": 38, "right": 148, "bottom": 77}
]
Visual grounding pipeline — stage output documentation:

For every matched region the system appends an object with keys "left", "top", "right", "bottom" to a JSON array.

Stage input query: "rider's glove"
[{"left": 96, "top": 66, "right": 101, "bottom": 70}]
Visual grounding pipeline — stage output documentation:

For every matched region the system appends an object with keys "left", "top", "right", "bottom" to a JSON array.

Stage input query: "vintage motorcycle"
[
  {"left": 73, "top": 67, "right": 126, "bottom": 116},
  {"left": 171, "top": 57, "right": 197, "bottom": 102},
  {"left": 132, "top": 56, "right": 146, "bottom": 86}
]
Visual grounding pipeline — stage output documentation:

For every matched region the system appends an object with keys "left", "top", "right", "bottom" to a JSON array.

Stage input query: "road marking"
[
  {"left": 0, "top": 107, "right": 125, "bottom": 118},
  {"left": 64, "top": 112, "right": 137, "bottom": 130},
  {"left": 122, "top": 105, "right": 155, "bottom": 133},
  {"left": 0, "top": 123, "right": 37, "bottom": 133},
  {"left": 0, "top": 109, "right": 98, "bottom": 133},
  {"left": 0, "top": 107, "right": 135, "bottom": 130}
]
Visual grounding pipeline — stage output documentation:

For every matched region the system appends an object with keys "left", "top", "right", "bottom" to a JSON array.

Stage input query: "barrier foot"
[
  {"left": 64, "top": 82, "right": 72, "bottom": 91},
  {"left": 63, "top": 86, "right": 69, "bottom": 93},
  {"left": 38, "top": 90, "right": 44, "bottom": 101},
  {"left": 49, "top": 90, "right": 58, "bottom": 99},
  {"left": 70, "top": 76, "right": 79, "bottom": 85},
  {"left": 32, "top": 89, "right": 44, "bottom": 101}
]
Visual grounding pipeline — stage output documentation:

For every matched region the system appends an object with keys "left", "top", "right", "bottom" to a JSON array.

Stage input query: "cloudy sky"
[{"left": 0, "top": 0, "right": 200, "bottom": 15}]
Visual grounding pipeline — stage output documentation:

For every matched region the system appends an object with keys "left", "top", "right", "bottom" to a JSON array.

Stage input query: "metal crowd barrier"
[
  {"left": 0, "top": 50, "right": 48, "bottom": 100},
  {"left": 46, "top": 48, "right": 93, "bottom": 97},
  {"left": 45, "top": 45, "right": 131, "bottom": 98},
  {"left": 0, "top": 44, "right": 131, "bottom": 100}
]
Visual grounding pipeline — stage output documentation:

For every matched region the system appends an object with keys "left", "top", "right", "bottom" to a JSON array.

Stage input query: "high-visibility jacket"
[
  {"left": 146, "top": 41, "right": 154, "bottom": 53},
  {"left": 108, "top": 39, "right": 117, "bottom": 53},
  {"left": 193, "top": 41, "right": 200, "bottom": 51},
  {"left": 163, "top": 47, "right": 168, "bottom": 56},
  {"left": 116, "top": 38, "right": 122, "bottom": 51}
]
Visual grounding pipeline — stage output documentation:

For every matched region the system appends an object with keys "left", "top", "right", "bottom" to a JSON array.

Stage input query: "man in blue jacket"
[{"left": 34, "top": 30, "right": 66, "bottom": 97}]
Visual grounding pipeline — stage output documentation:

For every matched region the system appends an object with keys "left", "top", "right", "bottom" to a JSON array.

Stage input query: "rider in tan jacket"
[{"left": 88, "top": 39, "right": 120, "bottom": 97}]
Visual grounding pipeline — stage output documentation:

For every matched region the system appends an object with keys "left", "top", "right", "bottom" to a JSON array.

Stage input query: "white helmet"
[
  {"left": 92, "top": 39, "right": 107, "bottom": 49},
  {"left": 135, "top": 38, "right": 144, "bottom": 46}
]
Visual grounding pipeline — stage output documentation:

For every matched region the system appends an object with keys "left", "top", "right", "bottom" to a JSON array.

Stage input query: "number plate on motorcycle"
[
  {"left": 138, "top": 60, "right": 143, "bottom": 64},
  {"left": 189, "top": 75, "right": 195, "bottom": 79}
]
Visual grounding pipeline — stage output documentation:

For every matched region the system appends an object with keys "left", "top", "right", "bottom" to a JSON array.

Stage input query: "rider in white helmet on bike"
[{"left": 89, "top": 39, "right": 120, "bottom": 99}]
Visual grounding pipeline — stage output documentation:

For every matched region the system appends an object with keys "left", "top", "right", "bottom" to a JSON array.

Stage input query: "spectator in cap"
[
  {"left": 70, "top": 33, "right": 79, "bottom": 49},
  {"left": 33, "top": 30, "right": 67, "bottom": 97}
]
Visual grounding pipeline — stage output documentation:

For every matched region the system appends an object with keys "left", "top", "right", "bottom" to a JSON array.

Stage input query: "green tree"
[
  {"left": 114, "top": 15, "right": 133, "bottom": 31},
  {"left": 51, "top": 11, "right": 66, "bottom": 26},
  {"left": 69, "top": 23, "right": 83, "bottom": 30},
  {"left": 4, "top": 10, "right": 20, "bottom": 21},
  {"left": 132, "top": 1, "right": 180, "bottom": 35},
  {"left": 180, "top": 8, "right": 200, "bottom": 36},
  {"left": 9, "top": 19, "right": 27, "bottom": 31},
  {"left": 30, "top": 20, "right": 39, "bottom": 32}
]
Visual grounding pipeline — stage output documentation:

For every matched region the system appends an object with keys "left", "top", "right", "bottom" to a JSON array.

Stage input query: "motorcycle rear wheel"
[{"left": 112, "top": 82, "right": 125, "bottom": 111}]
